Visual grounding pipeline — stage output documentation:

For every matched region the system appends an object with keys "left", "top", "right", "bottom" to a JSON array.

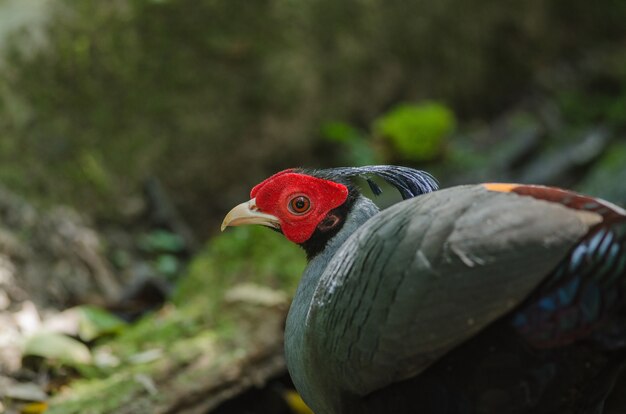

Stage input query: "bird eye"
[{"left": 289, "top": 195, "right": 311, "bottom": 215}]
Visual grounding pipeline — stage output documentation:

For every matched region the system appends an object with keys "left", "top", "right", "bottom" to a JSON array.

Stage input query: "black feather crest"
[{"left": 308, "top": 165, "right": 439, "bottom": 200}]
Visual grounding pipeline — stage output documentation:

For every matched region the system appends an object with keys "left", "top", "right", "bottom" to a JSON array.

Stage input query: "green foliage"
[
  {"left": 47, "top": 370, "right": 145, "bottom": 414},
  {"left": 98, "top": 226, "right": 304, "bottom": 357},
  {"left": 44, "top": 224, "right": 304, "bottom": 411},
  {"left": 322, "top": 102, "right": 457, "bottom": 165},
  {"left": 374, "top": 102, "right": 456, "bottom": 161},
  {"left": 322, "top": 121, "right": 362, "bottom": 144},
  {"left": 137, "top": 230, "right": 185, "bottom": 253},
  {"left": 1, "top": 0, "right": 625, "bottom": 227},
  {"left": 107, "top": 305, "right": 201, "bottom": 357},
  {"left": 558, "top": 89, "right": 626, "bottom": 127},
  {"left": 154, "top": 254, "right": 180, "bottom": 278},
  {"left": 321, "top": 121, "right": 378, "bottom": 165},
  {"left": 137, "top": 230, "right": 185, "bottom": 279},
  {"left": 175, "top": 226, "right": 305, "bottom": 306},
  {"left": 23, "top": 332, "right": 92, "bottom": 366},
  {"left": 77, "top": 306, "right": 127, "bottom": 342},
  {"left": 553, "top": 47, "right": 626, "bottom": 128},
  {"left": 0, "top": 0, "right": 319, "bottom": 220}
]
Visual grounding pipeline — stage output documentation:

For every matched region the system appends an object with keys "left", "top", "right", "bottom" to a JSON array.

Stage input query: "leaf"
[
  {"left": 23, "top": 333, "right": 92, "bottom": 365},
  {"left": 320, "top": 121, "right": 362, "bottom": 143},
  {"left": 155, "top": 254, "right": 180, "bottom": 276},
  {"left": 0, "top": 377, "right": 48, "bottom": 401},
  {"left": 224, "top": 283, "right": 288, "bottom": 308},
  {"left": 138, "top": 230, "right": 185, "bottom": 253},
  {"left": 77, "top": 306, "right": 127, "bottom": 342},
  {"left": 374, "top": 101, "right": 456, "bottom": 161}
]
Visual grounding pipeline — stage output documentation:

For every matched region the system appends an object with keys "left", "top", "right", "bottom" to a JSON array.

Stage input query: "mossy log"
[{"left": 48, "top": 288, "right": 289, "bottom": 414}]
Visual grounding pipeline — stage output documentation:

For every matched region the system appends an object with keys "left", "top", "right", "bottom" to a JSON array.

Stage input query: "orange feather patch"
[{"left": 482, "top": 183, "right": 520, "bottom": 193}]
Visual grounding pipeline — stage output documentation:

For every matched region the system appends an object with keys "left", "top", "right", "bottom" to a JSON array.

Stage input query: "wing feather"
[{"left": 306, "top": 185, "right": 599, "bottom": 397}]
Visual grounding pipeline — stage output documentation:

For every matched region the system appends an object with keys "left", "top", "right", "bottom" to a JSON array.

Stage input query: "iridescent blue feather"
[{"left": 513, "top": 220, "right": 626, "bottom": 348}]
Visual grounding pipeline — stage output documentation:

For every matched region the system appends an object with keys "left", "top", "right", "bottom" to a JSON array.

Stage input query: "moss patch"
[{"left": 47, "top": 227, "right": 305, "bottom": 413}]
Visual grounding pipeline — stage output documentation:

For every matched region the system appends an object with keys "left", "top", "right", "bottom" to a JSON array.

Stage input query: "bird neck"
[
  {"left": 299, "top": 195, "right": 380, "bottom": 296},
  {"left": 285, "top": 195, "right": 380, "bottom": 412}
]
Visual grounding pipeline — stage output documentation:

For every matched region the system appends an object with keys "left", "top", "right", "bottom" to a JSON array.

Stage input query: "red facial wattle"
[{"left": 251, "top": 171, "right": 349, "bottom": 244}]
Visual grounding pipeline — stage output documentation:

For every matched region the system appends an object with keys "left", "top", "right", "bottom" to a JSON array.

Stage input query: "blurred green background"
[
  {"left": 1, "top": 0, "right": 626, "bottom": 412},
  {"left": 2, "top": 0, "right": 625, "bottom": 231}
]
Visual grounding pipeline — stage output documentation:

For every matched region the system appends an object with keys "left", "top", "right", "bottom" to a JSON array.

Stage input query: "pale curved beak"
[{"left": 221, "top": 198, "right": 280, "bottom": 231}]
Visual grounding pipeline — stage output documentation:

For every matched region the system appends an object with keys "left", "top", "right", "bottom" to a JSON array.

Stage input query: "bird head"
[
  {"left": 221, "top": 169, "right": 351, "bottom": 244},
  {"left": 221, "top": 166, "right": 438, "bottom": 252}
]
